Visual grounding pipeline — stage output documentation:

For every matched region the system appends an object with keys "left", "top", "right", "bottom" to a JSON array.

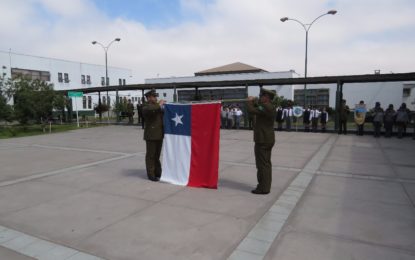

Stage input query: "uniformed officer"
[
  {"left": 247, "top": 89, "right": 276, "bottom": 194},
  {"left": 339, "top": 99, "right": 350, "bottom": 135},
  {"left": 127, "top": 99, "right": 134, "bottom": 124},
  {"left": 142, "top": 89, "right": 165, "bottom": 181}
]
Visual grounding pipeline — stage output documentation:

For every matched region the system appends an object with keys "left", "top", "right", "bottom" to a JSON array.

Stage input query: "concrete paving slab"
[
  {"left": 0, "top": 246, "right": 35, "bottom": 260},
  {"left": 326, "top": 145, "right": 386, "bottom": 163},
  {"left": 320, "top": 159, "right": 395, "bottom": 177},
  {"left": 90, "top": 174, "right": 184, "bottom": 202},
  {"left": 78, "top": 204, "right": 248, "bottom": 260},
  {"left": 394, "top": 165, "right": 415, "bottom": 180},
  {"left": 308, "top": 175, "right": 412, "bottom": 206},
  {"left": 1, "top": 127, "right": 414, "bottom": 260},
  {"left": 38, "top": 155, "right": 146, "bottom": 190},
  {"left": 334, "top": 135, "right": 377, "bottom": 147},
  {"left": 38, "top": 165, "right": 126, "bottom": 191},
  {"left": 246, "top": 155, "right": 309, "bottom": 169},
  {"left": 0, "top": 181, "right": 79, "bottom": 217},
  {"left": 265, "top": 231, "right": 415, "bottom": 260},
  {"left": 0, "top": 190, "right": 152, "bottom": 247},
  {"left": 384, "top": 149, "right": 415, "bottom": 166},
  {"left": 288, "top": 193, "right": 415, "bottom": 251},
  {"left": 162, "top": 185, "right": 277, "bottom": 219},
  {"left": 0, "top": 146, "right": 117, "bottom": 183},
  {"left": 403, "top": 183, "right": 415, "bottom": 205},
  {"left": 3, "top": 125, "right": 147, "bottom": 154},
  {"left": 219, "top": 165, "right": 299, "bottom": 192}
]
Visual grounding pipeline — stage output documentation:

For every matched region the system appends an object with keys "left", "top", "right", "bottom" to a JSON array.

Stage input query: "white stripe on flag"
[{"left": 161, "top": 134, "right": 191, "bottom": 186}]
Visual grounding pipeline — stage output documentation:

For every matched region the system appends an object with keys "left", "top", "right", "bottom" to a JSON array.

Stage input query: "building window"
[
  {"left": 123, "top": 79, "right": 126, "bottom": 85},
  {"left": 403, "top": 88, "right": 411, "bottom": 97},
  {"left": 81, "top": 75, "right": 85, "bottom": 84},
  {"left": 119, "top": 78, "right": 122, "bottom": 85},
  {"left": 101, "top": 77, "right": 105, "bottom": 86},
  {"left": 163, "top": 93, "right": 167, "bottom": 97},
  {"left": 11, "top": 68, "right": 50, "bottom": 81},
  {"left": 86, "top": 75, "right": 91, "bottom": 84},
  {"left": 294, "top": 88, "right": 329, "bottom": 108},
  {"left": 82, "top": 96, "right": 87, "bottom": 109},
  {"left": 107, "top": 96, "right": 111, "bottom": 106},
  {"left": 64, "top": 73, "right": 69, "bottom": 83},
  {"left": 103, "top": 96, "right": 106, "bottom": 105},
  {"left": 58, "top": 72, "right": 63, "bottom": 82},
  {"left": 88, "top": 96, "right": 92, "bottom": 109}
]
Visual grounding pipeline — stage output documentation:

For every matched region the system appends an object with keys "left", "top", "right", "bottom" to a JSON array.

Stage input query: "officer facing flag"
[{"left": 246, "top": 89, "right": 276, "bottom": 194}]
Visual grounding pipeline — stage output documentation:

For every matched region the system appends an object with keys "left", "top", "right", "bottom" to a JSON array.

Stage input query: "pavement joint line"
[
  {"left": 227, "top": 135, "right": 337, "bottom": 260},
  {"left": 0, "top": 153, "right": 136, "bottom": 188},
  {"left": 221, "top": 161, "right": 301, "bottom": 172},
  {"left": 0, "top": 225, "right": 104, "bottom": 259},
  {"left": 316, "top": 170, "right": 415, "bottom": 184},
  {"left": 31, "top": 144, "right": 131, "bottom": 155}
]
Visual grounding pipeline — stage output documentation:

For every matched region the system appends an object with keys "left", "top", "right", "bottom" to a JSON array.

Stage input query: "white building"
[
  {"left": 0, "top": 50, "right": 138, "bottom": 116},
  {"left": 146, "top": 62, "right": 296, "bottom": 102},
  {"left": 145, "top": 62, "right": 415, "bottom": 111}
]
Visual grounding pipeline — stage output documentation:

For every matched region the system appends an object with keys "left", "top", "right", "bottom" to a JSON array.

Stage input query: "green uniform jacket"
[
  {"left": 247, "top": 101, "right": 276, "bottom": 143},
  {"left": 142, "top": 103, "right": 164, "bottom": 140},
  {"left": 339, "top": 104, "right": 350, "bottom": 121}
]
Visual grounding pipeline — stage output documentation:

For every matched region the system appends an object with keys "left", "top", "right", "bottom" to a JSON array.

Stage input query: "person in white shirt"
[
  {"left": 220, "top": 105, "right": 227, "bottom": 129},
  {"left": 235, "top": 107, "right": 243, "bottom": 129},
  {"left": 283, "top": 104, "right": 293, "bottom": 131},
  {"left": 227, "top": 107, "right": 234, "bottom": 129},
  {"left": 275, "top": 106, "right": 284, "bottom": 131},
  {"left": 311, "top": 107, "right": 321, "bottom": 132}
]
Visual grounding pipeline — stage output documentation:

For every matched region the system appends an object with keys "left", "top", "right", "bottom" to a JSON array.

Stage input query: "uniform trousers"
[
  {"left": 254, "top": 142, "right": 275, "bottom": 193},
  {"left": 145, "top": 140, "right": 163, "bottom": 179},
  {"left": 339, "top": 120, "right": 347, "bottom": 134}
]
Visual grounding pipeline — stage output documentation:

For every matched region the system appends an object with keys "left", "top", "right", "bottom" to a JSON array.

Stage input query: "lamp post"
[
  {"left": 281, "top": 10, "right": 337, "bottom": 107},
  {"left": 92, "top": 38, "right": 121, "bottom": 123}
]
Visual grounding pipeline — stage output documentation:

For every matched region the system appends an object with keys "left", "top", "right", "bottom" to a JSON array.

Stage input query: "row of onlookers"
[{"left": 221, "top": 102, "right": 414, "bottom": 139}]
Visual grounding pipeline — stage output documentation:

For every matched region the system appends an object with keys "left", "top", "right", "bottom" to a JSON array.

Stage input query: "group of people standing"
[
  {"left": 220, "top": 105, "right": 244, "bottom": 129},
  {"left": 339, "top": 99, "right": 414, "bottom": 139},
  {"left": 275, "top": 106, "right": 329, "bottom": 132},
  {"left": 369, "top": 102, "right": 413, "bottom": 139}
]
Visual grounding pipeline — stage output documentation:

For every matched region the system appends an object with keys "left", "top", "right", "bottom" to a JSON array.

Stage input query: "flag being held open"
[{"left": 161, "top": 102, "right": 221, "bottom": 188}]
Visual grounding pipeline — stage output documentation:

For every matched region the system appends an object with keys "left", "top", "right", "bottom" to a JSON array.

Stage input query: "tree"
[
  {"left": 53, "top": 93, "right": 67, "bottom": 123},
  {"left": 0, "top": 77, "right": 13, "bottom": 122},
  {"left": 0, "top": 92, "right": 13, "bottom": 122},
  {"left": 3, "top": 76, "right": 57, "bottom": 125},
  {"left": 272, "top": 95, "right": 292, "bottom": 108}
]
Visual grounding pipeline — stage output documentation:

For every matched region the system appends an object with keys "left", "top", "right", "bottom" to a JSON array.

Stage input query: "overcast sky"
[{"left": 1, "top": 0, "right": 414, "bottom": 83}]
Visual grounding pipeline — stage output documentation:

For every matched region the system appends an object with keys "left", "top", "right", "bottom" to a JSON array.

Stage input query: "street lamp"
[
  {"left": 281, "top": 10, "right": 337, "bottom": 107},
  {"left": 91, "top": 38, "right": 121, "bottom": 122}
]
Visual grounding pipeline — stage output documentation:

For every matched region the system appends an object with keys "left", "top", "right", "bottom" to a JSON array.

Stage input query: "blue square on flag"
[
  {"left": 161, "top": 103, "right": 221, "bottom": 189},
  {"left": 163, "top": 104, "right": 191, "bottom": 136}
]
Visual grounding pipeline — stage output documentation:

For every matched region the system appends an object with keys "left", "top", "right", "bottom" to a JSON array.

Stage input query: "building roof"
[{"left": 194, "top": 62, "right": 268, "bottom": 76}]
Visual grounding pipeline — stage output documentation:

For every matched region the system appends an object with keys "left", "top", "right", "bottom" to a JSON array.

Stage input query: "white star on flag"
[{"left": 171, "top": 113, "right": 184, "bottom": 126}]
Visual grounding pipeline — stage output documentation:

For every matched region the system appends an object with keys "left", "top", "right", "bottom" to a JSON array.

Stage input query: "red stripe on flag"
[{"left": 188, "top": 103, "right": 221, "bottom": 188}]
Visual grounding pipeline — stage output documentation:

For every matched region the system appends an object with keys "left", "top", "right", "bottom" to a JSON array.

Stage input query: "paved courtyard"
[{"left": 0, "top": 125, "right": 414, "bottom": 260}]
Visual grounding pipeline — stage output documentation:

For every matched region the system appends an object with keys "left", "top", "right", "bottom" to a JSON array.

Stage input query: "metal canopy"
[{"left": 61, "top": 72, "right": 415, "bottom": 94}]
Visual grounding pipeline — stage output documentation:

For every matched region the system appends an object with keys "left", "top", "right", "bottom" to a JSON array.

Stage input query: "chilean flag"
[{"left": 161, "top": 102, "right": 221, "bottom": 188}]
